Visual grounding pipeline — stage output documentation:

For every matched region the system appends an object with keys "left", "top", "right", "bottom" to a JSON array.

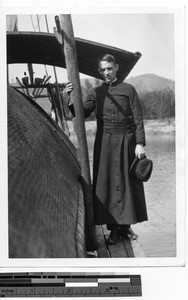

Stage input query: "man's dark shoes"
[
  {"left": 119, "top": 226, "right": 138, "bottom": 241},
  {"left": 107, "top": 227, "right": 119, "bottom": 245}
]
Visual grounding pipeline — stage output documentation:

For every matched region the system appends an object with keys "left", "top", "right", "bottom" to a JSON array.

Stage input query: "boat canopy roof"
[{"left": 7, "top": 31, "right": 141, "bottom": 81}]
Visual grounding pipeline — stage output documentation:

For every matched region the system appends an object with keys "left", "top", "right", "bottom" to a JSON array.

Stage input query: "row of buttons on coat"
[{"left": 113, "top": 136, "right": 120, "bottom": 197}]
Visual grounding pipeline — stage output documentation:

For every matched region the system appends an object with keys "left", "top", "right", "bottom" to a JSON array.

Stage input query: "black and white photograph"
[
  {"left": 0, "top": 1, "right": 186, "bottom": 268},
  {"left": 5, "top": 10, "right": 184, "bottom": 261},
  {"left": 0, "top": 1, "right": 187, "bottom": 299}
]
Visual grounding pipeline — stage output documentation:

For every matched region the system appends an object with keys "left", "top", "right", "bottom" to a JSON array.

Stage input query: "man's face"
[{"left": 98, "top": 60, "right": 119, "bottom": 84}]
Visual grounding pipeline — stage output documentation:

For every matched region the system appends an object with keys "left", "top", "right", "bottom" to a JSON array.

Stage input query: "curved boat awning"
[{"left": 7, "top": 31, "right": 141, "bottom": 81}]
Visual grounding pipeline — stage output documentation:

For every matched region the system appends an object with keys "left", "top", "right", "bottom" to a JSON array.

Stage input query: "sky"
[{"left": 8, "top": 12, "right": 175, "bottom": 83}]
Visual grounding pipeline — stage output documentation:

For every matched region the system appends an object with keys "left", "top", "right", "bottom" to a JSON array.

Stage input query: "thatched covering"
[{"left": 7, "top": 31, "right": 141, "bottom": 81}]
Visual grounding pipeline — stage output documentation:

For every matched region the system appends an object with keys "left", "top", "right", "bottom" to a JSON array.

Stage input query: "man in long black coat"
[{"left": 66, "top": 54, "right": 148, "bottom": 245}]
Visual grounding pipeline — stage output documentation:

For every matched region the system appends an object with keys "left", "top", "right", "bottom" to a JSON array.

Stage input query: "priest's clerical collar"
[{"left": 105, "top": 78, "right": 118, "bottom": 86}]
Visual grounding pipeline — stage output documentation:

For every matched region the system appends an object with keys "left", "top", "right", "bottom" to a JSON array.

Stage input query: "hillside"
[
  {"left": 126, "top": 74, "right": 175, "bottom": 94},
  {"left": 80, "top": 73, "right": 175, "bottom": 97}
]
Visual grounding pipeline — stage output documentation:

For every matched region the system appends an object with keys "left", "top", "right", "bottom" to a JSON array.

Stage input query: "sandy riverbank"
[
  {"left": 68, "top": 118, "right": 175, "bottom": 136},
  {"left": 144, "top": 118, "right": 175, "bottom": 135}
]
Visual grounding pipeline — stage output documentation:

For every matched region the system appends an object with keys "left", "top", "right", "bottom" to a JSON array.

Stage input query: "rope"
[
  {"left": 30, "top": 15, "right": 41, "bottom": 32},
  {"left": 37, "top": 15, "right": 41, "bottom": 32},
  {"left": 45, "top": 14, "right": 70, "bottom": 137},
  {"left": 30, "top": 15, "right": 35, "bottom": 31}
]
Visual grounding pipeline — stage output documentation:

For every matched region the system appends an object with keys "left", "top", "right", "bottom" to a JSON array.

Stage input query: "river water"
[
  {"left": 70, "top": 127, "right": 176, "bottom": 258},
  {"left": 132, "top": 134, "right": 176, "bottom": 257}
]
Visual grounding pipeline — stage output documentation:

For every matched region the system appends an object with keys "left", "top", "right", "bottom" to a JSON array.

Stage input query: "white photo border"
[{"left": 0, "top": 2, "right": 186, "bottom": 268}]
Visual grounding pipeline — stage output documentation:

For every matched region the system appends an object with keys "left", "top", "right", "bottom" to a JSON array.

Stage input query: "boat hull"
[{"left": 8, "top": 86, "right": 86, "bottom": 258}]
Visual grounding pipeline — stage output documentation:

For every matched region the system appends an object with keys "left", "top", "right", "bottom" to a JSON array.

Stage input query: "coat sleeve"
[
  {"left": 83, "top": 88, "right": 96, "bottom": 118},
  {"left": 128, "top": 85, "right": 146, "bottom": 146},
  {"left": 68, "top": 88, "right": 96, "bottom": 119}
]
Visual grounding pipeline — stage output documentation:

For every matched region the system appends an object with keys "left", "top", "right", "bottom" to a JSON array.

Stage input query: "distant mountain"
[
  {"left": 125, "top": 74, "right": 175, "bottom": 94},
  {"left": 80, "top": 73, "right": 175, "bottom": 95}
]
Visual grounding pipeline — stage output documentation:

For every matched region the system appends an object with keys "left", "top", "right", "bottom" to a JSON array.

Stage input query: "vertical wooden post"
[
  {"left": 27, "top": 63, "right": 34, "bottom": 85},
  {"left": 60, "top": 14, "right": 91, "bottom": 185},
  {"left": 59, "top": 14, "right": 96, "bottom": 251}
]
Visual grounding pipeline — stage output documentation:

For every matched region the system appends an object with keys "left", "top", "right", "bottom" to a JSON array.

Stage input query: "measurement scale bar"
[
  {"left": 0, "top": 272, "right": 142, "bottom": 297},
  {"left": 98, "top": 278, "right": 130, "bottom": 283}
]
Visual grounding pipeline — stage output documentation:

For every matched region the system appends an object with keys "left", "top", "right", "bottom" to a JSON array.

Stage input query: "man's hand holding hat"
[{"left": 135, "top": 143, "right": 146, "bottom": 159}]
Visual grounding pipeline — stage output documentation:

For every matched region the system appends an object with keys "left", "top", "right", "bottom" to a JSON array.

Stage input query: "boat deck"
[{"left": 95, "top": 225, "right": 145, "bottom": 258}]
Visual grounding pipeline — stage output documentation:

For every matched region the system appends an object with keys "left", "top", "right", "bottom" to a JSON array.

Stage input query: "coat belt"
[{"left": 97, "top": 121, "right": 135, "bottom": 134}]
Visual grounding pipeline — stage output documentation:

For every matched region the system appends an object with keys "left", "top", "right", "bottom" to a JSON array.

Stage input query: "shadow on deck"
[{"left": 95, "top": 225, "right": 145, "bottom": 258}]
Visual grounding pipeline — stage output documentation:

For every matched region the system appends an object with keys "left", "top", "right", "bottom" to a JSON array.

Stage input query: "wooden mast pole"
[
  {"left": 59, "top": 14, "right": 96, "bottom": 251},
  {"left": 59, "top": 14, "right": 91, "bottom": 185}
]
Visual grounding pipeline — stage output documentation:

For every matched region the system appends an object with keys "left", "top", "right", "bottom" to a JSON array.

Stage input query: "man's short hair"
[{"left": 98, "top": 54, "right": 117, "bottom": 67}]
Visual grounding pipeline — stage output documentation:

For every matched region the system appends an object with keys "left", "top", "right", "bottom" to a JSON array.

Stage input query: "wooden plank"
[
  {"left": 96, "top": 225, "right": 145, "bottom": 258},
  {"left": 122, "top": 237, "right": 145, "bottom": 258},
  {"left": 103, "top": 225, "right": 145, "bottom": 258},
  {"left": 102, "top": 225, "right": 128, "bottom": 258},
  {"left": 95, "top": 226, "right": 109, "bottom": 258},
  {"left": 108, "top": 241, "right": 129, "bottom": 258}
]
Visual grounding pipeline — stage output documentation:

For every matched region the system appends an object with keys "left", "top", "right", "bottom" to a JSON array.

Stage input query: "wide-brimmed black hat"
[{"left": 129, "top": 156, "right": 153, "bottom": 182}]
